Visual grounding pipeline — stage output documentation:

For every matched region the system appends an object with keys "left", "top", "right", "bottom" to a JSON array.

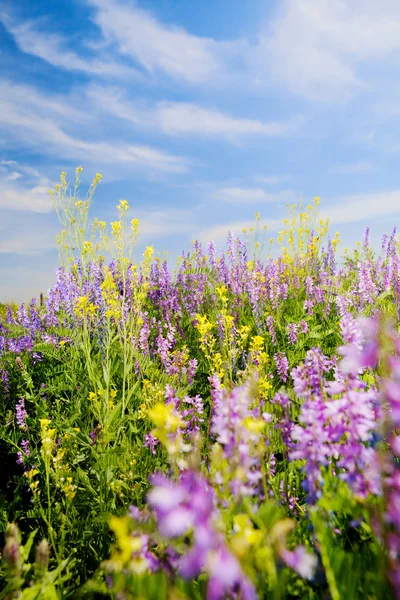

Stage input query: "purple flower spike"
[{"left": 281, "top": 545, "right": 317, "bottom": 580}]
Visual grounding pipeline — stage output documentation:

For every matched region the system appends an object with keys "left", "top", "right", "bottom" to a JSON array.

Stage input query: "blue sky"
[{"left": 1, "top": 0, "right": 400, "bottom": 301}]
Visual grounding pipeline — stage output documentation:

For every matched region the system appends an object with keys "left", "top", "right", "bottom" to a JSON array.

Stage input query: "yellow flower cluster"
[
  {"left": 59, "top": 431, "right": 80, "bottom": 500},
  {"left": 245, "top": 335, "right": 272, "bottom": 399},
  {"left": 147, "top": 402, "right": 185, "bottom": 456},
  {"left": 141, "top": 380, "right": 165, "bottom": 406},
  {"left": 39, "top": 418, "right": 56, "bottom": 459},
  {"left": 230, "top": 514, "right": 264, "bottom": 557},
  {"left": 131, "top": 218, "right": 139, "bottom": 235},
  {"left": 230, "top": 512, "right": 298, "bottom": 586},
  {"left": 89, "top": 388, "right": 117, "bottom": 411},
  {"left": 101, "top": 268, "right": 121, "bottom": 320},
  {"left": 74, "top": 296, "right": 98, "bottom": 318},
  {"left": 91, "top": 173, "right": 103, "bottom": 188},
  {"left": 104, "top": 516, "right": 150, "bottom": 574},
  {"left": 24, "top": 468, "right": 40, "bottom": 496}
]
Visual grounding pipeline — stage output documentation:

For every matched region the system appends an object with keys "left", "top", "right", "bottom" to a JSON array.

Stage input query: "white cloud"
[
  {"left": 87, "top": 0, "right": 241, "bottom": 84},
  {"left": 0, "top": 181, "right": 53, "bottom": 213},
  {"left": 155, "top": 103, "right": 298, "bottom": 138},
  {"left": 0, "top": 12, "right": 133, "bottom": 77},
  {"left": 327, "top": 161, "right": 375, "bottom": 174},
  {"left": 200, "top": 188, "right": 400, "bottom": 245},
  {"left": 0, "top": 81, "right": 190, "bottom": 173},
  {"left": 0, "top": 161, "right": 53, "bottom": 212},
  {"left": 0, "top": 206, "right": 59, "bottom": 258},
  {"left": 133, "top": 208, "right": 194, "bottom": 238},
  {"left": 255, "top": 175, "right": 291, "bottom": 185},
  {"left": 257, "top": 0, "right": 400, "bottom": 101},
  {"left": 215, "top": 187, "right": 296, "bottom": 204},
  {"left": 85, "top": 86, "right": 299, "bottom": 141},
  {"left": 322, "top": 190, "right": 400, "bottom": 224}
]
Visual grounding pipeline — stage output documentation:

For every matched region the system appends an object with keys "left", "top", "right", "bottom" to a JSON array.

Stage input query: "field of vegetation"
[{"left": 0, "top": 169, "right": 399, "bottom": 599}]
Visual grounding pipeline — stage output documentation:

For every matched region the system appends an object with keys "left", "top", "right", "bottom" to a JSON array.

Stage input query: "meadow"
[{"left": 0, "top": 168, "right": 399, "bottom": 599}]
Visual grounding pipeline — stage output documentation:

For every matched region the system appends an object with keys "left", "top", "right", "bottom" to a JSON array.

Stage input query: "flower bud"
[
  {"left": 2, "top": 524, "right": 21, "bottom": 574},
  {"left": 35, "top": 539, "right": 50, "bottom": 568}
]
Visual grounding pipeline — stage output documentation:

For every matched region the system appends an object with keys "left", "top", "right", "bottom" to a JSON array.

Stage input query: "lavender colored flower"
[
  {"left": 16, "top": 397, "right": 28, "bottom": 430},
  {"left": 144, "top": 433, "right": 159, "bottom": 456},
  {"left": 266, "top": 316, "right": 277, "bottom": 345},
  {"left": 274, "top": 352, "right": 289, "bottom": 383},
  {"left": 148, "top": 470, "right": 256, "bottom": 599},
  {"left": 287, "top": 323, "right": 298, "bottom": 345},
  {"left": 210, "top": 381, "right": 264, "bottom": 499},
  {"left": 338, "top": 317, "right": 379, "bottom": 373},
  {"left": 299, "top": 320, "right": 308, "bottom": 334},
  {"left": 290, "top": 348, "right": 379, "bottom": 501},
  {"left": 280, "top": 545, "right": 317, "bottom": 580}
]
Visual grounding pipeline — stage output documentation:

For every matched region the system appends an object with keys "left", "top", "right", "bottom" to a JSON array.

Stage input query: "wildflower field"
[{"left": 1, "top": 169, "right": 400, "bottom": 599}]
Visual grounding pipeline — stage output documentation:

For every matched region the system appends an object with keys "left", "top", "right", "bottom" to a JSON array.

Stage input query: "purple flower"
[
  {"left": 274, "top": 352, "right": 289, "bottom": 383},
  {"left": 338, "top": 317, "right": 379, "bottom": 373},
  {"left": 144, "top": 433, "right": 159, "bottom": 456},
  {"left": 290, "top": 348, "right": 378, "bottom": 501},
  {"left": 210, "top": 381, "right": 264, "bottom": 499},
  {"left": 266, "top": 316, "right": 277, "bottom": 345},
  {"left": 206, "top": 543, "right": 257, "bottom": 600},
  {"left": 16, "top": 397, "right": 28, "bottom": 430},
  {"left": 287, "top": 323, "right": 298, "bottom": 345},
  {"left": 280, "top": 545, "right": 317, "bottom": 580},
  {"left": 299, "top": 320, "right": 308, "bottom": 334},
  {"left": 147, "top": 470, "right": 256, "bottom": 599}
]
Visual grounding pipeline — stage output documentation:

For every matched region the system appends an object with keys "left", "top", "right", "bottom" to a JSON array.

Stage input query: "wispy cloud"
[
  {"left": 0, "top": 11, "right": 133, "bottom": 77},
  {"left": 322, "top": 190, "right": 400, "bottom": 224},
  {"left": 133, "top": 208, "right": 194, "bottom": 239},
  {"left": 215, "top": 187, "right": 296, "bottom": 204},
  {"left": 87, "top": 0, "right": 243, "bottom": 84},
  {"left": 327, "top": 161, "right": 375, "bottom": 174},
  {"left": 155, "top": 103, "right": 299, "bottom": 138},
  {"left": 256, "top": 0, "right": 400, "bottom": 101},
  {"left": 86, "top": 86, "right": 300, "bottom": 141},
  {"left": 201, "top": 188, "right": 400, "bottom": 245},
  {"left": 0, "top": 80, "right": 190, "bottom": 173},
  {"left": 254, "top": 175, "right": 291, "bottom": 185},
  {"left": 0, "top": 161, "right": 53, "bottom": 212}
]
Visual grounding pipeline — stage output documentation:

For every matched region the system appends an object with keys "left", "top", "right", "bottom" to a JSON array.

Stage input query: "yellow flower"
[
  {"left": 250, "top": 335, "right": 264, "bottom": 352},
  {"left": 131, "top": 218, "right": 139, "bottom": 234},
  {"left": 230, "top": 514, "right": 264, "bottom": 558},
  {"left": 148, "top": 403, "right": 183, "bottom": 431},
  {"left": 118, "top": 199, "right": 129, "bottom": 210},
  {"left": 92, "top": 173, "right": 103, "bottom": 187},
  {"left": 25, "top": 468, "right": 39, "bottom": 479},
  {"left": 75, "top": 296, "right": 98, "bottom": 318},
  {"left": 243, "top": 417, "right": 265, "bottom": 433},
  {"left": 111, "top": 221, "right": 121, "bottom": 237},
  {"left": 216, "top": 285, "right": 228, "bottom": 303},
  {"left": 143, "top": 246, "right": 154, "bottom": 260}
]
